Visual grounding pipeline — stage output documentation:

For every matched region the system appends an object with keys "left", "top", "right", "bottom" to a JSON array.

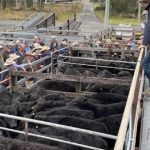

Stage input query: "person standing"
[{"left": 138, "top": 0, "right": 150, "bottom": 95}]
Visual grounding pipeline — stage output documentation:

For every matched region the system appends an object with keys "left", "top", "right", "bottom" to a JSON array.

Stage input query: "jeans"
[{"left": 141, "top": 50, "right": 150, "bottom": 86}]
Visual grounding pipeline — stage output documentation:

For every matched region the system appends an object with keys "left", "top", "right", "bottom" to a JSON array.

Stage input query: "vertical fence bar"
[
  {"left": 9, "top": 71, "right": 17, "bottom": 93},
  {"left": 25, "top": 120, "right": 29, "bottom": 142}
]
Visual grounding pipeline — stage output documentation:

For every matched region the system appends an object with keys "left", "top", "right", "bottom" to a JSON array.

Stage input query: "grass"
[
  {"left": 95, "top": 9, "right": 140, "bottom": 26},
  {"left": 44, "top": 3, "right": 83, "bottom": 23},
  {"left": 0, "top": 9, "right": 36, "bottom": 20},
  {"left": 0, "top": 2, "right": 83, "bottom": 22}
]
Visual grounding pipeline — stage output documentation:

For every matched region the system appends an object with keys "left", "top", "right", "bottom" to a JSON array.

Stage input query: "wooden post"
[
  {"left": 51, "top": 53, "right": 54, "bottom": 74},
  {"left": 74, "top": 13, "right": 76, "bottom": 22},
  {"left": 76, "top": 82, "right": 81, "bottom": 93},
  {"left": 67, "top": 20, "right": 70, "bottom": 30},
  {"left": 9, "top": 71, "right": 17, "bottom": 93},
  {"left": 25, "top": 119, "right": 28, "bottom": 142},
  {"left": 53, "top": 13, "right": 56, "bottom": 26}
]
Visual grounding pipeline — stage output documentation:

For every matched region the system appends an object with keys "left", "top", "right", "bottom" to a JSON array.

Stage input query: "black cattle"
[
  {"left": 34, "top": 115, "right": 108, "bottom": 133},
  {"left": 45, "top": 94, "right": 65, "bottom": 101},
  {"left": 116, "top": 71, "right": 132, "bottom": 78},
  {"left": 36, "top": 135, "right": 75, "bottom": 150},
  {"left": 0, "top": 135, "right": 64, "bottom": 150},
  {"left": 32, "top": 99, "right": 66, "bottom": 112},
  {"left": 12, "top": 92, "right": 30, "bottom": 103},
  {"left": 0, "top": 144, "right": 5, "bottom": 150},
  {"left": 37, "top": 126, "right": 108, "bottom": 150},
  {"left": 82, "top": 70, "right": 96, "bottom": 77},
  {"left": 18, "top": 101, "right": 37, "bottom": 116},
  {"left": 34, "top": 106, "right": 95, "bottom": 119},
  {"left": 4, "top": 102, "right": 18, "bottom": 128},
  {"left": 0, "top": 91, "right": 12, "bottom": 106},
  {"left": 0, "top": 118, "right": 10, "bottom": 137},
  {"left": 110, "top": 85, "right": 130, "bottom": 96},
  {"left": 64, "top": 68, "right": 81, "bottom": 76},
  {"left": 86, "top": 93, "right": 127, "bottom": 104},
  {"left": 28, "top": 86, "right": 48, "bottom": 101},
  {"left": 38, "top": 80, "right": 76, "bottom": 92},
  {"left": 98, "top": 70, "right": 113, "bottom": 78},
  {"left": 95, "top": 114, "right": 123, "bottom": 135},
  {"left": 68, "top": 99, "right": 125, "bottom": 118}
]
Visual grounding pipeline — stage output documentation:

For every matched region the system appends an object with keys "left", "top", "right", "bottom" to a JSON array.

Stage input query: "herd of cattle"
[{"left": 0, "top": 63, "right": 134, "bottom": 150}]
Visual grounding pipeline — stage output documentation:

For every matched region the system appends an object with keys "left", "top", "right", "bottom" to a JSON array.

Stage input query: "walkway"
[
  {"left": 77, "top": 0, "right": 103, "bottom": 34},
  {"left": 141, "top": 78, "right": 150, "bottom": 150}
]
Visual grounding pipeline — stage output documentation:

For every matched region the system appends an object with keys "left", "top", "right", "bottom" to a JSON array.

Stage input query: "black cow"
[
  {"left": 32, "top": 100, "right": 66, "bottom": 112},
  {"left": 37, "top": 126, "right": 108, "bottom": 150},
  {"left": 68, "top": 99, "right": 125, "bottom": 118},
  {"left": 95, "top": 114, "right": 123, "bottom": 135},
  {"left": 87, "top": 93, "right": 127, "bottom": 104},
  {"left": 34, "top": 115, "right": 108, "bottom": 133},
  {"left": 110, "top": 85, "right": 130, "bottom": 96},
  {"left": 34, "top": 106, "right": 95, "bottom": 119}
]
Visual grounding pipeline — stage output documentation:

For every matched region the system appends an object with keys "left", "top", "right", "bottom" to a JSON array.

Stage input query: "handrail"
[
  {"left": 114, "top": 47, "right": 145, "bottom": 150},
  {"left": 0, "top": 126, "right": 104, "bottom": 150},
  {"left": 0, "top": 113, "right": 117, "bottom": 140},
  {"left": 0, "top": 112, "right": 116, "bottom": 150}
]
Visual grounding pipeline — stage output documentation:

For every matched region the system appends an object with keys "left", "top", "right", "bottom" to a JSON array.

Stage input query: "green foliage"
[{"left": 26, "top": 0, "right": 33, "bottom": 8}]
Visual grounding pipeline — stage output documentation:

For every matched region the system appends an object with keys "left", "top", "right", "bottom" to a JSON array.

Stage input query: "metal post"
[
  {"left": 25, "top": 120, "right": 28, "bottom": 142},
  {"left": 53, "top": 13, "right": 56, "bottom": 26},
  {"left": 67, "top": 19, "right": 70, "bottom": 30},
  {"left": 76, "top": 82, "right": 81, "bottom": 93},
  {"left": 104, "top": 0, "right": 110, "bottom": 30},
  {"left": 138, "top": 2, "right": 141, "bottom": 24},
  {"left": 9, "top": 71, "right": 17, "bottom": 93},
  {"left": 51, "top": 53, "right": 54, "bottom": 74}
]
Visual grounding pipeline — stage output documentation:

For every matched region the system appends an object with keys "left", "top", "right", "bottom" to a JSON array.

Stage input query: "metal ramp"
[{"left": 141, "top": 77, "right": 150, "bottom": 150}]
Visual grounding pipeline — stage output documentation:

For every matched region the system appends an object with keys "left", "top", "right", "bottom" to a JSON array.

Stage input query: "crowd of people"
[{"left": 0, "top": 35, "right": 73, "bottom": 88}]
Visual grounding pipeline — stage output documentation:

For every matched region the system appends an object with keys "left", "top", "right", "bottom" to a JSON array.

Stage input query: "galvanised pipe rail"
[
  {"left": 0, "top": 126, "right": 104, "bottom": 150},
  {"left": 114, "top": 47, "right": 145, "bottom": 150},
  {"left": 0, "top": 113, "right": 117, "bottom": 140}
]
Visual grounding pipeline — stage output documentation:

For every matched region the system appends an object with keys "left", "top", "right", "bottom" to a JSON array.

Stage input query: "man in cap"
[{"left": 138, "top": 0, "right": 150, "bottom": 95}]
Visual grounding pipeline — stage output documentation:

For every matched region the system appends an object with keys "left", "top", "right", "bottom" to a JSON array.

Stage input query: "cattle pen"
[
  {"left": 0, "top": 42, "right": 145, "bottom": 150},
  {"left": 0, "top": 9, "right": 146, "bottom": 149}
]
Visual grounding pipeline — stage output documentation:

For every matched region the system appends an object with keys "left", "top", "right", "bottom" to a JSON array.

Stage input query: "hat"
[
  {"left": 0, "top": 45, "right": 3, "bottom": 49},
  {"left": 8, "top": 41, "right": 15, "bottom": 46},
  {"left": 51, "top": 35, "right": 56, "bottom": 39},
  {"left": 127, "top": 43, "right": 132, "bottom": 46},
  {"left": 4, "top": 58, "right": 15, "bottom": 66},
  {"left": 114, "top": 42, "right": 119, "bottom": 45},
  {"left": 34, "top": 36, "right": 38, "bottom": 39},
  {"left": 0, "top": 41, "right": 3, "bottom": 45},
  {"left": 61, "top": 41, "right": 69, "bottom": 46},
  {"left": 140, "top": 35, "right": 144, "bottom": 39},
  {"left": 72, "top": 41, "right": 79, "bottom": 46},
  {"left": 105, "top": 39, "right": 112, "bottom": 44},
  {"left": 16, "top": 40, "right": 21, "bottom": 45},
  {"left": 26, "top": 51, "right": 37, "bottom": 56},
  {"left": 138, "top": 0, "right": 149, "bottom": 3},
  {"left": 26, "top": 51, "right": 41, "bottom": 56},
  {"left": 142, "top": 10, "right": 147, "bottom": 15},
  {"left": 33, "top": 43, "right": 42, "bottom": 50},
  {"left": 95, "top": 41, "right": 101, "bottom": 46},
  {"left": 40, "top": 46, "right": 49, "bottom": 52},
  {"left": 9, "top": 53, "right": 20, "bottom": 60}
]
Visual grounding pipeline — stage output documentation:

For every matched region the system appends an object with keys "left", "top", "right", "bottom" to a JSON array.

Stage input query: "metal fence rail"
[
  {"left": 0, "top": 113, "right": 116, "bottom": 150},
  {"left": 114, "top": 47, "right": 145, "bottom": 150}
]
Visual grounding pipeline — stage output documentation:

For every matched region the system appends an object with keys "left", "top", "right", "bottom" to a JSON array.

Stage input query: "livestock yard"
[{"left": 0, "top": 1, "right": 148, "bottom": 150}]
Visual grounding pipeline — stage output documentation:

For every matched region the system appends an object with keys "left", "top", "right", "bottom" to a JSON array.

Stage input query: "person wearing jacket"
[{"left": 139, "top": 0, "right": 150, "bottom": 95}]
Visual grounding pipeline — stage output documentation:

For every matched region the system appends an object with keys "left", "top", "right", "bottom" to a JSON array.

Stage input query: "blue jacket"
[{"left": 143, "top": 3, "right": 150, "bottom": 45}]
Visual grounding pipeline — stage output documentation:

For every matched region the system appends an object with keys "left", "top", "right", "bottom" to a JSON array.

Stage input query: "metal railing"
[
  {"left": 0, "top": 113, "right": 116, "bottom": 150},
  {"left": 114, "top": 47, "right": 145, "bottom": 150},
  {"left": 0, "top": 55, "right": 51, "bottom": 90}
]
